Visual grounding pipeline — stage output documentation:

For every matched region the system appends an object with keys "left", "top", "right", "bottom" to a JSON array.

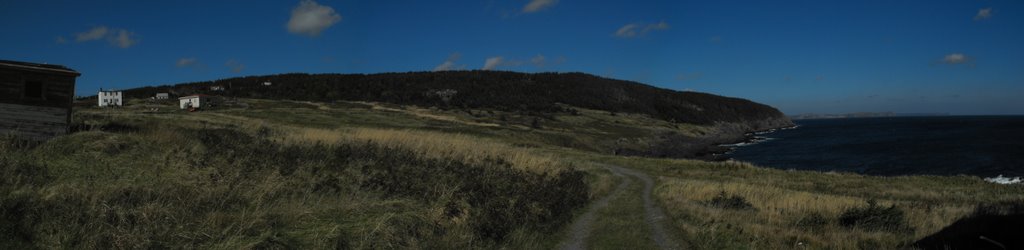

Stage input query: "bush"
[
  {"left": 707, "top": 192, "right": 756, "bottom": 211},
  {"left": 793, "top": 212, "right": 830, "bottom": 231},
  {"left": 838, "top": 199, "right": 913, "bottom": 233}
]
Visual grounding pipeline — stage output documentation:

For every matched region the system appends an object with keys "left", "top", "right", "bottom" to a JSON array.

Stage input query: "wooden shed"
[{"left": 0, "top": 60, "right": 80, "bottom": 140}]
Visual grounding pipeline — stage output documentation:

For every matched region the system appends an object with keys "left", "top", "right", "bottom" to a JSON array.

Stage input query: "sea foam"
[{"left": 984, "top": 175, "right": 1023, "bottom": 185}]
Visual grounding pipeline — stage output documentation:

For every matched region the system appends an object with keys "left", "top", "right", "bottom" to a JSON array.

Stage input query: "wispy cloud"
[
  {"left": 974, "top": 8, "right": 992, "bottom": 21},
  {"left": 936, "top": 53, "right": 976, "bottom": 68},
  {"left": 615, "top": 24, "right": 641, "bottom": 37},
  {"left": 226, "top": 60, "right": 246, "bottom": 73},
  {"left": 112, "top": 29, "right": 138, "bottom": 48},
  {"left": 76, "top": 26, "right": 109, "bottom": 42},
  {"left": 176, "top": 58, "right": 199, "bottom": 68},
  {"left": 615, "top": 21, "right": 670, "bottom": 38},
  {"left": 433, "top": 52, "right": 466, "bottom": 71},
  {"left": 483, "top": 56, "right": 505, "bottom": 70},
  {"left": 55, "top": 36, "right": 67, "bottom": 44},
  {"left": 287, "top": 0, "right": 342, "bottom": 37},
  {"left": 941, "top": 53, "right": 970, "bottom": 64},
  {"left": 523, "top": 0, "right": 558, "bottom": 13},
  {"left": 70, "top": 26, "right": 139, "bottom": 48},
  {"left": 531, "top": 54, "right": 546, "bottom": 68}
]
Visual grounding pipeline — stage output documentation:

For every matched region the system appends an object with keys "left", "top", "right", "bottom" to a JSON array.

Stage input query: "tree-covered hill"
[{"left": 124, "top": 71, "right": 789, "bottom": 126}]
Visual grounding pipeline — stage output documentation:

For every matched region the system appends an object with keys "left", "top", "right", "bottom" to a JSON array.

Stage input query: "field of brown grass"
[{"left": 4, "top": 97, "right": 1021, "bottom": 249}]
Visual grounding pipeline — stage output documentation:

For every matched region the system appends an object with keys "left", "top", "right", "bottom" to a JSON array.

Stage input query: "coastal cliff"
[{"left": 124, "top": 70, "right": 792, "bottom": 159}]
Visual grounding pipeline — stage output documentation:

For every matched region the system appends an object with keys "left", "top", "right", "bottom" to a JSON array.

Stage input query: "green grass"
[
  {"left": 4, "top": 98, "right": 1023, "bottom": 249},
  {"left": 587, "top": 177, "right": 659, "bottom": 250},
  {"left": 1, "top": 105, "right": 590, "bottom": 249}
]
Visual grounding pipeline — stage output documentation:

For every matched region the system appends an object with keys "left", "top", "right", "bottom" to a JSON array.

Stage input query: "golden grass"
[
  {"left": 656, "top": 177, "right": 877, "bottom": 248},
  {"left": 279, "top": 126, "right": 568, "bottom": 174}
]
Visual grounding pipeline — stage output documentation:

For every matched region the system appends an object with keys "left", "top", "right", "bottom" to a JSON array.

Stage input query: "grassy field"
[{"left": 3, "top": 97, "right": 1023, "bottom": 249}]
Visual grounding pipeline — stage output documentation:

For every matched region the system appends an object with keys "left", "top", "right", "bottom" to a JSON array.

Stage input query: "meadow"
[{"left": 3, "top": 97, "right": 1022, "bottom": 249}]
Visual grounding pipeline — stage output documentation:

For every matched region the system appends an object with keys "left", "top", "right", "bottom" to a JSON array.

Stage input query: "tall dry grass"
[{"left": 280, "top": 127, "right": 569, "bottom": 174}]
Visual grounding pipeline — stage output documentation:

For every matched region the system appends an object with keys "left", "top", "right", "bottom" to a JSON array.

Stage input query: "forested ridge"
[{"left": 124, "top": 71, "right": 787, "bottom": 125}]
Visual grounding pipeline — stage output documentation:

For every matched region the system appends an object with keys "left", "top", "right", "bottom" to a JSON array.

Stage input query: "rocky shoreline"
[{"left": 615, "top": 116, "right": 796, "bottom": 160}]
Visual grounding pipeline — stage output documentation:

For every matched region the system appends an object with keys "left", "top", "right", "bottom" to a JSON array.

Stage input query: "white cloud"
[
  {"left": 226, "top": 60, "right": 246, "bottom": 73},
  {"left": 615, "top": 21, "right": 670, "bottom": 38},
  {"left": 71, "top": 26, "right": 138, "bottom": 48},
  {"left": 483, "top": 56, "right": 504, "bottom": 70},
  {"left": 76, "top": 26, "right": 109, "bottom": 42},
  {"left": 433, "top": 52, "right": 466, "bottom": 71},
  {"left": 531, "top": 54, "right": 546, "bottom": 68},
  {"left": 433, "top": 61, "right": 457, "bottom": 71},
  {"left": 615, "top": 24, "right": 640, "bottom": 38},
  {"left": 176, "top": 58, "right": 198, "bottom": 68},
  {"left": 287, "top": 0, "right": 342, "bottom": 37},
  {"left": 644, "top": 21, "right": 670, "bottom": 32},
  {"left": 975, "top": 8, "right": 992, "bottom": 21},
  {"left": 941, "top": 53, "right": 970, "bottom": 64},
  {"left": 523, "top": 0, "right": 558, "bottom": 13},
  {"left": 112, "top": 29, "right": 138, "bottom": 48}
]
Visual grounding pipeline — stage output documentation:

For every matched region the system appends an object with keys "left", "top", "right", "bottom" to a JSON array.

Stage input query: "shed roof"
[{"left": 0, "top": 59, "right": 80, "bottom": 76}]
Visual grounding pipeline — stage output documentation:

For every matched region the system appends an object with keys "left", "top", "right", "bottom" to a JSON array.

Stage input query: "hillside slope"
[{"left": 124, "top": 71, "right": 792, "bottom": 131}]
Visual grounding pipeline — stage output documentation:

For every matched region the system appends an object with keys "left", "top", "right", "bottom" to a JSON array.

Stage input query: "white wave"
[
  {"left": 720, "top": 137, "right": 775, "bottom": 147},
  {"left": 984, "top": 175, "right": 1023, "bottom": 185}
]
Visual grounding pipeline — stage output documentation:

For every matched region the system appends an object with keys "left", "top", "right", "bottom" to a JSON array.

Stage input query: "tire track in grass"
[
  {"left": 559, "top": 164, "right": 683, "bottom": 250},
  {"left": 560, "top": 168, "right": 630, "bottom": 250}
]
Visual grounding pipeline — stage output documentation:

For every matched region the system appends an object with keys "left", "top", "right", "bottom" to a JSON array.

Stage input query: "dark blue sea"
[{"left": 726, "top": 116, "right": 1024, "bottom": 179}]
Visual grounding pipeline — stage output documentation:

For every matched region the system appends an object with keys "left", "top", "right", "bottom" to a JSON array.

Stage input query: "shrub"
[
  {"left": 838, "top": 199, "right": 913, "bottom": 233},
  {"left": 707, "top": 192, "right": 756, "bottom": 211},
  {"left": 793, "top": 212, "right": 830, "bottom": 232}
]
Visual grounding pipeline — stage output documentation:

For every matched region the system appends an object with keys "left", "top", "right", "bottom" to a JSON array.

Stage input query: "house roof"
[{"left": 0, "top": 59, "right": 80, "bottom": 76}]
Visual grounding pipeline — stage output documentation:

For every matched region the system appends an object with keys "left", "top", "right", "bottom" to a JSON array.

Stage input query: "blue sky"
[{"left": 2, "top": 0, "right": 1022, "bottom": 115}]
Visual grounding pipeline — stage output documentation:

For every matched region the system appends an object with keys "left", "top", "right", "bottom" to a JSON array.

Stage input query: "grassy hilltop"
[{"left": 3, "top": 81, "right": 1023, "bottom": 248}]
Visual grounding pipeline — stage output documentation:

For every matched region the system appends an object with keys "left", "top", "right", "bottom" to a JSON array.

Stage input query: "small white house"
[
  {"left": 179, "top": 95, "right": 215, "bottom": 110},
  {"left": 211, "top": 86, "right": 225, "bottom": 91},
  {"left": 155, "top": 93, "right": 169, "bottom": 99},
  {"left": 98, "top": 90, "right": 123, "bottom": 107},
  {"left": 262, "top": 81, "right": 272, "bottom": 86}
]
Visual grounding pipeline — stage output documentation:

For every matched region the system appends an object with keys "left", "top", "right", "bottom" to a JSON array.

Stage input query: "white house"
[
  {"left": 98, "top": 90, "right": 123, "bottom": 107},
  {"left": 155, "top": 93, "right": 169, "bottom": 99},
  {"left": 211, "top": 85, "right": 225, "bottom": 91},
  {"left": 179, "top": 95, "right": 215, "bottom": 110},
  {"left": 262, "top": 81, "right": 272, "bottom": 86}
]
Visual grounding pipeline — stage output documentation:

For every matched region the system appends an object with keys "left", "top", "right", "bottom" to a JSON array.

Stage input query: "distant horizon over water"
[{"left": 726, "top": 116, "right": 1024, "bottom": 181}]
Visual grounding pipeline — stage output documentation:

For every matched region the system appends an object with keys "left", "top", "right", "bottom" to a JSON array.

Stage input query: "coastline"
[{"left": 719, "top": 117, "right": 1024, "bottom": 184}]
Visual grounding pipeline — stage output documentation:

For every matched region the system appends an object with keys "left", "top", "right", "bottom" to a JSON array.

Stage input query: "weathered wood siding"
[
  {"left": 0, "top": 65, "right": 78, "bottom": 140},
  {"left": 0, "top": 103, "right": 69, "bottom": 139},
  {"left": 0, "top": 67, "right": 76, "bottom": 108}
]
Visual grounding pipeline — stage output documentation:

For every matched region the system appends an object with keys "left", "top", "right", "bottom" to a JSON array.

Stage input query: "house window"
[{"left": 24, "top": 81, "right": 44, "bottom": 99}]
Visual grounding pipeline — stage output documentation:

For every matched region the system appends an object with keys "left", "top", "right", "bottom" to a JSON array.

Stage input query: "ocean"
[{"left": 725, "top": 116, "right": 1024, "bottom": 181}]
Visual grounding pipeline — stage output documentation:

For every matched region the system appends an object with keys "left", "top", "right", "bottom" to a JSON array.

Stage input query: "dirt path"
[
  {"left": 559, "top": 164, "right": 682, "bottom": 250},
  {"left": 559, "top": 169, "right": 630, "bottom": 250}
]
